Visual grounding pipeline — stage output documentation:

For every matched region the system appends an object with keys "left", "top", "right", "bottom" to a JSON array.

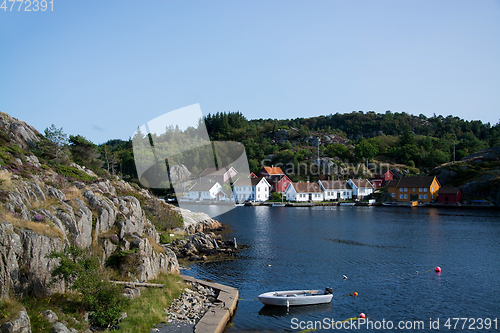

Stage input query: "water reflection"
[
  {"left": 184, "top": 206, "right": 500, "bottom": 332},
  {"left": 258, "top": 303, "right": 333, "bottom": 318}
]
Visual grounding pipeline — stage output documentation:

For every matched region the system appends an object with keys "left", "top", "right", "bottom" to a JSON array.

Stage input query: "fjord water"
[{"left": 181, "top": 205, "right": 500, "bottom": 332}]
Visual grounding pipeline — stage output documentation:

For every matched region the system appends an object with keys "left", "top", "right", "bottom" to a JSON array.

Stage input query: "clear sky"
[{"left": 1, "top": 0, "right": 499, "bottom": 144}]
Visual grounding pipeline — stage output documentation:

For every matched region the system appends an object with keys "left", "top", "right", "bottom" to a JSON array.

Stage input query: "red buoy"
[
  {"left": 435, "top": 266, "right": 441, "bottom": 273},
  {"left": 359, "top": 313, "right": 366, "bottom": 319},
  {"left": 353, "top": 292, "right": 358, "bottom": 297}
]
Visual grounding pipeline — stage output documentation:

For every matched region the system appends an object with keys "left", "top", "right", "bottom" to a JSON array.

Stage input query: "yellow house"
[{"left": 387, "top": 176, "right": 440, "bottom": 203}]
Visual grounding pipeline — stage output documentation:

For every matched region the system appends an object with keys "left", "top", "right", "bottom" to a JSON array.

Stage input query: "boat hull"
[{"left": 258, "top": 290, "right": 333, "bottom": 306}]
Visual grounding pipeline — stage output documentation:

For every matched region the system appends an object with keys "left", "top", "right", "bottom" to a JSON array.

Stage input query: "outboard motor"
[{"left": 324, "top": 287, "right": 333, "bottom": 295}]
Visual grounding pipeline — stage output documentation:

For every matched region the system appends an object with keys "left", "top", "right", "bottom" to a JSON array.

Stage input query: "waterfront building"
[
  {"left": 267, "top": 174, "right": 292, "bottom": 193},
  {"left": 187, "top": 182, "right": 222, "bottom": 201},
  {"left": 233, "top": 177, "right": 270, "bottom": 202},
  {"left": 348, "top": 179, "right": 375, "bottom": 199},
  {"left": 285, "top": 181, "right": 324, "bottom": 202},
  {"left": 438, "top": 187, "right": 463, "bottom": 204},
  {"left": 318, "top": 180, "right": 353, "bottom": 201},
  {"left": 387, "top": 176, "right": 441, "bottom": 203}
]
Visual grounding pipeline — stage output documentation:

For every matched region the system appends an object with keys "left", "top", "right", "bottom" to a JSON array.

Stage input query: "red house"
[
  {"left": 371, "top": 179, "right": 383, "bottom": 189},
  {"left": 438, "top": 187, "right": 463, "bottom": 204},
  {"left": 267, "top": 174, "right": 292, "bottom": 193}
]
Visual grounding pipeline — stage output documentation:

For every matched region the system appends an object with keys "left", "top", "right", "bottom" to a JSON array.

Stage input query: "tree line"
[{"left": 37, "top": 110, "right": 500, "bottom": 185}]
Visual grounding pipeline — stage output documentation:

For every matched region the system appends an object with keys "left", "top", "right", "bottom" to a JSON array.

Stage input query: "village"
[{"left": 180, "top": 166, "right": 464, "bottom": 206}]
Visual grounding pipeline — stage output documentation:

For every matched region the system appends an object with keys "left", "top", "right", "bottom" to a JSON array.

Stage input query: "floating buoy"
[
  {"left": 359, "top": 313, "right": 366, "bottom": 319},
  {"left": 343, "top": 275, "right": 348, "bottom": 280},
  {"left": 268, "top": 264, "right": 272, "bottom": 267},
  {"left": 435, "top": 266, "right": 441, "bottom": 273},
  {"left": 353, "top": 292, "right": 358, "bottom": 297},
  {"left": 416, "top": 271, "right": 418, "bottom": 274}
]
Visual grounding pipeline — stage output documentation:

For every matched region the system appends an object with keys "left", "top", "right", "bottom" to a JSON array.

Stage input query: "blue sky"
[{"left": 1, "top": 0, "right": 499, "bottom": 144}]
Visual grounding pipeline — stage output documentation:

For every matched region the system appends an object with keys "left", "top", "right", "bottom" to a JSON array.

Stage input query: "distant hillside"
[
  {"left": 201, "top": 111, "right": 500, "bottom": 178},
  {"left": 431, "top": 147, "right": 500, "bottom": 206}
]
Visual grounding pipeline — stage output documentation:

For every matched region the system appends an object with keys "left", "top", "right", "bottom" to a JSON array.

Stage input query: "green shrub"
[
  {"left": 47, "top": 246, "right": 128, "bottom": 326},
  {"left": 55, "top": 165, "right": 96, "bottom": 182}
]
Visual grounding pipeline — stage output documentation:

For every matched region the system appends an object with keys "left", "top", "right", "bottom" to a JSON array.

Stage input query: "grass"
[
  {"left": 23, "top": 292, "right": 87, "bottom": 333},
  {"left": 0, "top": 170, "right": 12, "bottom": 190},
  {"left": 62, "top": 186, "right": 84, "bottom": 201},
  {"left": 56, "top": 165, "right": 96, "bottom": 182},
  {"left": 119, "top": 273, "right": 186, "bottom": 333},
  {"left": 0, "top": 298, "right": 23, "bottom": 326},
  {"left": 147, "top": 237, "right": 166, "bottom": 254},
  {"left": 2, "top": 210, "right": 64, "bottom": 239},
  {"left": 159, "top": 232, "right": 187, "bottom": 245}
]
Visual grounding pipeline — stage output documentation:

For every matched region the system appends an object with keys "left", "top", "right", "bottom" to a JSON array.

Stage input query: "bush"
[
  {"left": 55, "top": 165, "right": 96, "bottom": 182},
  {"left": 47, "top": 246, "right": 128, "bottom": 326}
]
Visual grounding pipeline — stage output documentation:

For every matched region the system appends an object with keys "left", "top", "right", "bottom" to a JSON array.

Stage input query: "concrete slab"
[{"left": 180, "top": 275, "right": 239, "bottom": 333}]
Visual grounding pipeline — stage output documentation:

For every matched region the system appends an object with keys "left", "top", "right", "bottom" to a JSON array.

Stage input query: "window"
[
  {"left": 400, "top": 194, "right": 403, "bottom": 199},
  {"left": 419, "top": 195, "right": 422, "bottom": 199},
  {"left": 400, "top": 188, "right": 403, "bottom": 192},
  {"left": 419, "top": 188, "right": 422, "bottom": 192},
  {"left": 404, "top": 188, "right": 408, "bottom": 192},
  {"left": 424, "top": 188, "right": 428, "bottom": 192},
  {"left": 413, "top": 188, "right": 416, "bottom": 192},
  {"left": 424, "top": 194, "right": 428, "bottom": 199},
  {"left": 392, "top": 193, "right": 395, "bottom": 197},
  {"left": 404, "top": 194, "right": 408, "bottom": 199},
  {"left": 258, "top": 187, "right": 261, "bottom": 191}
]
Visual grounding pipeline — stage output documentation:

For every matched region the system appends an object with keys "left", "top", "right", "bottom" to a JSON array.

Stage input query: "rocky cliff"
[{"left": 0, "top": 112, "right": 221, "bottom": 303}]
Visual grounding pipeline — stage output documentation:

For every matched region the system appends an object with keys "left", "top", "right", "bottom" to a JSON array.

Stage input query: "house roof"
[
  {"left": 217, "top": 189, "right": 233, "bottom": 197},
  {"left": 349, "top": 179, "right": 374, "bottom": 189},
  {"left": 262, "top": 166, "right": 284, "bottom": 175},
  {"left": 386, "top": 179, "right": 399, "bottom": 187},
  {"left": 267, "top": 174, "right": 291, "bottom": 184},
  {"left": 189, "top": 182, "right": 220, "bottom": 191},
  {"left": 289, "top": 182, "right": 323, "bottom": 193},
  {"left": 234, "top": 177, "right": 267, "bottom": 187},
  {"left": 200, "top": 167, "right": 235, "bottom": 177},
  {"left": 439, "top": 186, "right": 461, "bottom": 195},
  {"left": 395, "top": 176, "right": 437, "bottom": 188},
  {"left": 318, "top": 180, "right": 352, "bottom": 190}
]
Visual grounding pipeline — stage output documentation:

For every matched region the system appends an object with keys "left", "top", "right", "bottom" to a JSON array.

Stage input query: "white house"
[
  {"left": 216, "top": 189, "right": 235, "bottom": 202},
  {"left": 318, "top": 180, "right": 353, "bottom": 201},
  {"left": 233, "top": 177, "right": 270, "bottom": 202},
  {"left": 348, "top": 179, "right": 374, "bottom": 198},
  {"left": 187, "top": 182, "right": 222, "bottom": 201},
  {"left": 285, "top": 182, "right": 324, "bottom": 202}
]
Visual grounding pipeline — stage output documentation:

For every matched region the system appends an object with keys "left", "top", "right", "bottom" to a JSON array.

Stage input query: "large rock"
[
  {"left": 82, "top": 190, "right": 117, "bottom": 234},
  {"left": 173, "top": 208, "right": 222, "bottom": 234},
  {"left": 134, "top": 239, "right": 179, "bottom": 280},
  {"left": 50, "top": 322, "right": 70, "bottom": 333},
  {"left": 0, "top": 307, "right": 31, "bottom": 333},
  {"left": 40, "top": 310, "right": 58, "bottom": 324},
  {"left": 17, "top": 229, "right": 65, "bottom": 297},
  {"left": 0, "top": 112, "right": 40, "bottom": 150},
  {"left": 188, "top": 232, "right": 215, "bottom": 252},
  {"left": 0, "top": 222, "right": 22, "bottom": 299}
]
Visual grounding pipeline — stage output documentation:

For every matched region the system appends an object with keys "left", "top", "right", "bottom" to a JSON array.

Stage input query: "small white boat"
[
  {"left": 339, "top": 202, "right": 355, "bottom": 206},
  {"left": 258, "top": 288, "right": 333, "bottom": 307},
  {"left": 272, "top": 203, "right": 285, "bottom": 207}
]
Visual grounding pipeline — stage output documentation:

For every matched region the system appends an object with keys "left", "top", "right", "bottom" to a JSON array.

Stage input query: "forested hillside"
[{"left": 41, "top": 110, "right": 499, "bottom": 187}]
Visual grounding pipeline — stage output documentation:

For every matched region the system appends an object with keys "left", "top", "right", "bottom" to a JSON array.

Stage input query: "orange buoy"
[
  {"left": 359, "top": 313, "right": 366, "bottom": 318},
  {"left": 353, "top": 292, "right": 358, "bottom": 297},
  {"left": 435, "top": 266, "right": 441, "bottom": 273}
]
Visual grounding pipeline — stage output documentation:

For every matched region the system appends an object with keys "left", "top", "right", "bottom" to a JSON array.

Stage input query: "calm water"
[{"left": 181, "top": 205, "right": 500, "bottom": 332}]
